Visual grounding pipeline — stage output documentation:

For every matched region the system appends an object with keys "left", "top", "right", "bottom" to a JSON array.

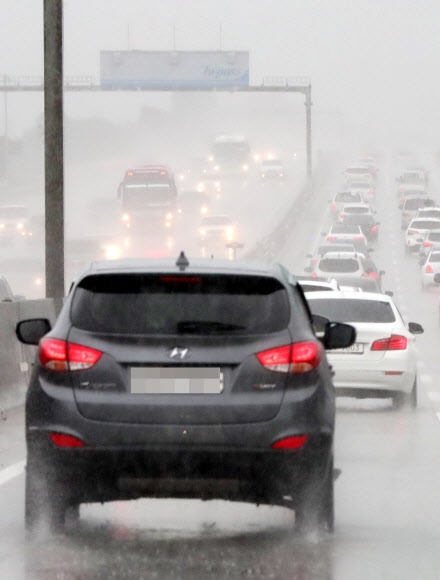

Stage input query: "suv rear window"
[{"left": 71, "top": 274, "right": 290, "bottom": 335}]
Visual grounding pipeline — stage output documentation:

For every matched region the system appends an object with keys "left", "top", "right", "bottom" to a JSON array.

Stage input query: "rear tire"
[
  {"left": 25, "top": 456, "right": 68, "bottom": 535},
  {"left": 295, "top": 455, "right": 334, "bottom": 535},
  {"left": 392, "top": 380, "right": 417, "bottom": 410}
]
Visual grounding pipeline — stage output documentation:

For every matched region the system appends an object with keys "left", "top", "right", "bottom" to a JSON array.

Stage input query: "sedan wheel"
[{"left": 392, "top": 380, "right": 417, "bottom": 410}]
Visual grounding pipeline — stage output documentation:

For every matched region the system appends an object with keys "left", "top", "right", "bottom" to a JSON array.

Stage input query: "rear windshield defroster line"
[{"left": 71, "top": 273, "right": 290, "bottom": 335}]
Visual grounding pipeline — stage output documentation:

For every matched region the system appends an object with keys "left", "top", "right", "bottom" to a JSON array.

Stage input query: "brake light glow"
[
  {"left": 371, "top": 226, "right": 378, "bottom": 232},
  {"left": 256, "top": 341, "right": 323, "bottom": 374},
  {"left": 331, "top": 204, "right": 336, "bottom": 212},
  {"left": 354, "top": 236, "right": 365, "bottom": 240},
  {"left": 327, "top": 235, "right": 337, "bottom": 242},
  {"left": 371, "top": 335, "right": 407, "bottom": 351},
  {"left": 424, "top": 241, "right": 433, "bottom": 247},
  {"left": 39, "top": 338, "right": 102, "bottom": 371},
  {"left": 160, "top": 276, "right": 201, "bottom": 283},
  {"left": 368, "top": 272, "right": 379, "bottom": 279},
  {"left": 271, "top": 435, "right": 308, "bottom": 450},
  {"left": 50, "top": 433, "right": 86, "bottom": 448},
  {"left": 426, "top": 264, "right": 434, "bottom": 273}
]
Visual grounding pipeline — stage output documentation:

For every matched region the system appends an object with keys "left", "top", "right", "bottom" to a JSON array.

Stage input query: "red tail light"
[
  {"left": 368, "top": 272, "right": 379, "bottom": 279},
  {"left": 311, "top": 272, "right": 317, "bottom": 278},
  {"left": 424, "top": 241, "right": 433, "bottom": 247},
  {"left": 339, "top": 213, "right": 345, "bottom": 220},
  {"left": 50, "top": 433, "right": 86, "bottom": 448},
  {"left": 256, "top": 341, "right": 323, "bottom": 374},
  {"left": 354, "top": 236, "right": 364, "bottom": 240},
  {"left": 426, "top": 264, "right": 434, "bottom": 273},
  {"left": 39, "top": 338, "right": 102, "bottom": 371},
  {"left": 271, "top": 435, "right": 308, "bottom": 450},
  {"left": 327, "top": 235, "right": 337, "bottom": 242},
  {"left": 371, "top": 226, "right": 378, "bottom": 232},
  {"left": 368, "top": 190, "right": 374, "bottom": 196},
  {"left": 371, "top": 335, "right": 407, "bottom": 351},
  {"left": 408, "top": 230, "right": 417, "bottom": 235},
  {"left": 331, "top": 203, "right": 336, "bottom": 212},
  {"left": 312, "top": 258, "right": 318, "bottom": 263}
]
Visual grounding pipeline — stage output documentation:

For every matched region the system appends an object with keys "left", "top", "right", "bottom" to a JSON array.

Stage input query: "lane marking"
[{"left": 0, "top": 460, "right": 25, "bottom": 486}]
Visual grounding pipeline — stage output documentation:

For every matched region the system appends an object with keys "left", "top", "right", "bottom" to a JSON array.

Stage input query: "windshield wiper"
[{"left": 177, "top": 320, "right": 246, "bottom": 334}]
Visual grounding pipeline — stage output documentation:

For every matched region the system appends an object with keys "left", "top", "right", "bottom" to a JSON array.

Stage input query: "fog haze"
[{"left": 1, "top": 0, "right": 440, "bottom": 149}]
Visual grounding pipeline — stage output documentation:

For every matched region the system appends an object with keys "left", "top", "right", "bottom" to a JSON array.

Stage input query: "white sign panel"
[{"left": 100, "top": 51, "right": 249, "bottom": 88}]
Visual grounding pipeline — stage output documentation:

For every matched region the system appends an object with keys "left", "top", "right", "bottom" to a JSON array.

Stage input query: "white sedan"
[{"left": 306, "top": 291, "right": 423, "bottom": 408}]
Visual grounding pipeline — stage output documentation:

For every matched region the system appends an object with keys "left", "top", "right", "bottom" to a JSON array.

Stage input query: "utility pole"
[
  {"left": 305, "top": 84, "right": 312, "bottom": 187},
  {"left": 44, "top": 0, "right": 65, "bottom": 313}
]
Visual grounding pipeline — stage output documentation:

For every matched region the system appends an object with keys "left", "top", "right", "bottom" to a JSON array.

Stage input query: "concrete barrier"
[{"left": 0, "top": 298, "right": 56, "bottom": 412}]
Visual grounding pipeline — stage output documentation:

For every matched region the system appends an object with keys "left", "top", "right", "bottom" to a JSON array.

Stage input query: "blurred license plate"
[
  {"left": 131, "top": 367, "right": 223, "bottom": 394},
  {"left": 334, "top": 343, "right": 364, "bottom": 354}
]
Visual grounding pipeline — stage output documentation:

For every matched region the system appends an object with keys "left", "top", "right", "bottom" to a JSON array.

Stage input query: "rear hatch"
[{"left": 67, "top": 272, "right": 292, "bottom": 425}]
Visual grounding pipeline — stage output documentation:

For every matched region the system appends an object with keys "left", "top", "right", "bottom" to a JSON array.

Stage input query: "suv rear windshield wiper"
[{"left": 177, "top": 320, "right": 246, "bottom": 334}]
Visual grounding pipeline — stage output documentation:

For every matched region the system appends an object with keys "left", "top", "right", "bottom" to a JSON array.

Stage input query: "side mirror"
[
  {"left": 379, "top": 270, "right": 385, "bottom": 276},
  {"left": 416, "top": 238, "right": 424, "bottom": 243},
  {"left": 304, "top": 266, "right": 314, "bottom": 273},
  {"left": 323, "top": 321, "right": 356, "bottom": 350},
  {"left": 306, "top": 253, "right": 313, "bottom": 258},
  {"left": 16, "top": 318, "right": 51, "bottom": 345},
  {"left": 384, "top": 290, "right": 394, "bottom": 297},
  {"left": 408, "top": 322, "right": 424, "bottom": 334}
]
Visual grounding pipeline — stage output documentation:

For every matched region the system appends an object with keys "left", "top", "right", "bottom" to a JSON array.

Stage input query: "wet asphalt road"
[{"left": 1, "top": 155, "right": 440, "bottom": 578}]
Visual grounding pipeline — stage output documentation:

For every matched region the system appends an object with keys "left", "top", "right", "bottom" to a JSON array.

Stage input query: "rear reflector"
[
  {"left": 371, "top": 335, "right": 407, "bottom": 351},
  {"left": 271, "top": 435, "right": 308, "bottom": 450},
  {"left": 50, "top": 433, "right": 86, "bottom": 448},
  {"left": 256, "top": 341, "right": 323, "bottom": 373}
]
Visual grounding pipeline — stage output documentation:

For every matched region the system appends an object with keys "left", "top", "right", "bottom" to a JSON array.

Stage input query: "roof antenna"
[{"left": 176, "top": 251, "right": 189, "bottom": 271}]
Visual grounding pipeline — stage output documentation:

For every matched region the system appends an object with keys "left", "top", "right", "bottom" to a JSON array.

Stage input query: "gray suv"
[{"left": 16, "top": 253, "right": 355, "bottom": 535}]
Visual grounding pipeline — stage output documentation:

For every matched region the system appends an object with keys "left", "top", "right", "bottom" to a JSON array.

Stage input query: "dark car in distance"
[{"left": 16, "top": 253, "right": 355, "bottom": 535}]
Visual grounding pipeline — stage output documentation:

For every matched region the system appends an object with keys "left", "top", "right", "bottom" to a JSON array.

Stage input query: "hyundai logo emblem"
[{"left": 169, "top": 347, "right": 189, "bottom": 360}]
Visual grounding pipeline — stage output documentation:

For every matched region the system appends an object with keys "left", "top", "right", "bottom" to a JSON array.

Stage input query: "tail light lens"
[
  {"left": 368, "top": 272, "right": 379, "bottom": 279},
  {"left": 256, "top": 341, "right": 323, "bottom": 374},
  {"left": 39, "top": 338, "right": 102, "bottom": 371},
  {"left": 339, "top": 213, "right": 344, "bottom": 220},
  {"left": 424, "top": 241, "right": 433, "bottom": 247},
  {"left": 426, "top": 264, "right": 434, "bottom": 273},
  {"left": 371, "top": 226, "right": 378, "bottom": 232},
  {"left": 408, "top": 230, "right": 417, "bottom": 235},
  {"left": 331, "top": 203, "right": 336, "bottom": 212},
  {"left": 354, "top": 236, "right": 365, "bottom": 240},
  {"left": 371, "top": 335, "right": 407, "bottom": 351},
  {"left": 368, "top": 190, "right": 374, "bottom": 196},
  {"left": 327, "top": 235, "right": 337, "bottom": 242}
]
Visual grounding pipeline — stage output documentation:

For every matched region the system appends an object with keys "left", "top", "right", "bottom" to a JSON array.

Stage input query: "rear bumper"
[{"left": 25, "top": 376, "right": 335, "bottom": 507}]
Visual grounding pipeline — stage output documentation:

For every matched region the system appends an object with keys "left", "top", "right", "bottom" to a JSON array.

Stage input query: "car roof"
[
  {"left": 306, "top": 290, "right": 392, "bottom": 303},
  {"left": 77, "top": 256, "right": 290, "bottom": 281},
  {"left": 319, "top": 252, "right": 362, "bottom": 259}
]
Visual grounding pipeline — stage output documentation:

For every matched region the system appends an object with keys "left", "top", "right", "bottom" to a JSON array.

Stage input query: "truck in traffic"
[{"left": 117, "top": 165, "right": 178, "bottom": 231}]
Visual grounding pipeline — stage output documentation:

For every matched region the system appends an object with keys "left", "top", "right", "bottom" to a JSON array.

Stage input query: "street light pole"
[
  {"left": 44, "top": 0, "right": 65, "bottom": 313},
  {"left": 305, "top": 84, "right": 312, "bottom": 188}
]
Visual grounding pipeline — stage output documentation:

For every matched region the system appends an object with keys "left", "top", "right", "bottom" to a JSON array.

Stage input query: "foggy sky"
[{"left": 1, "top": 0, "right": 440, "bottom": 149}]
